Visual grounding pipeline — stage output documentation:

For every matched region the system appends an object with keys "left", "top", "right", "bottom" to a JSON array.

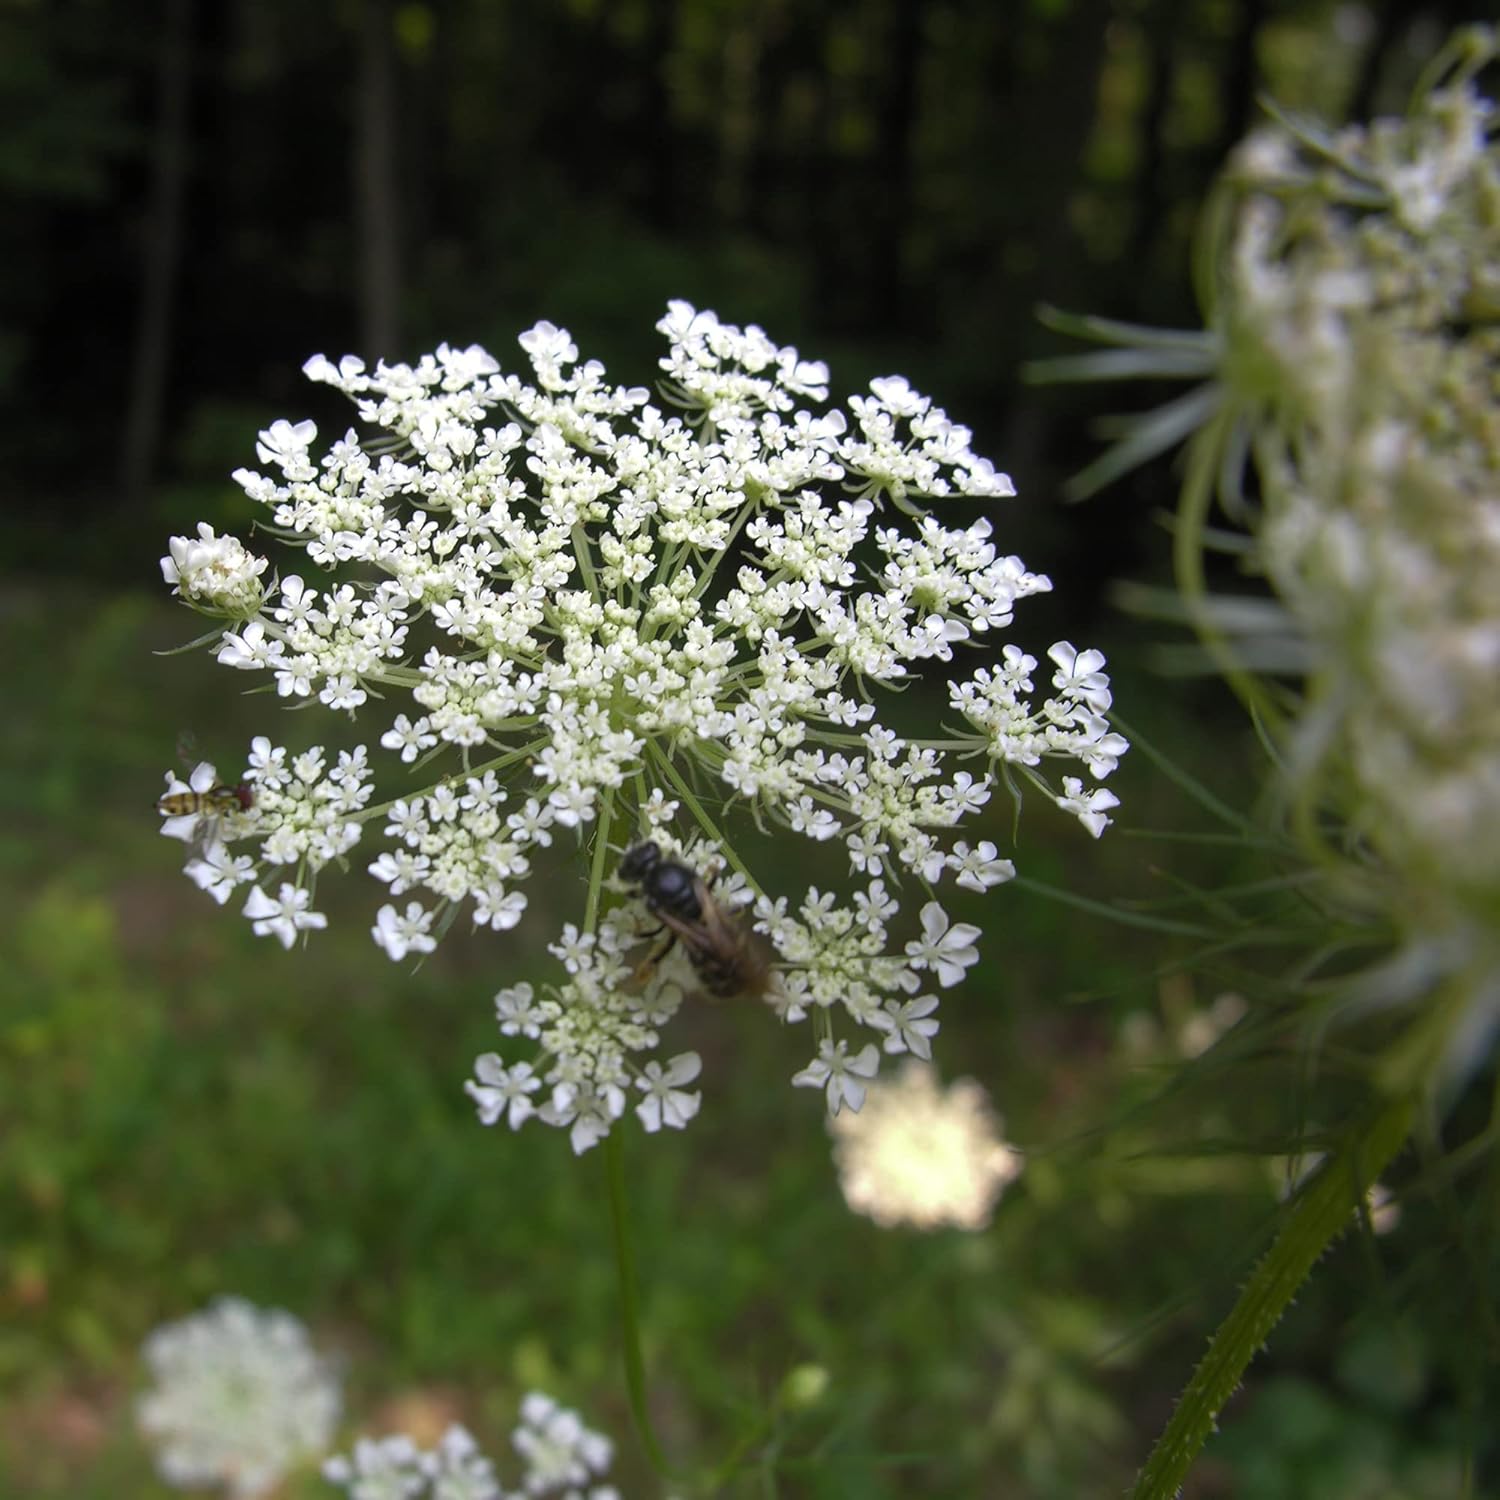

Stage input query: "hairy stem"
[{"left": 1129, "top": 1092, "right": 1414, "bottom": 1500}]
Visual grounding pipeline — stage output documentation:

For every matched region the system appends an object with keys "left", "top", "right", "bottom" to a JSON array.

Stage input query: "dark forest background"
[
  {"left": 2, "top": 0, "right": 1476, "bottom": 592},
  {"left": 3, "top": 3, "right": 1496, "bottom": 1498}
]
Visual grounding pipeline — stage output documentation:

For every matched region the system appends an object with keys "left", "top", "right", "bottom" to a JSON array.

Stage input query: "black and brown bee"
[{"left": 619, "top": 841, "right": 774, "bottom": 1002}]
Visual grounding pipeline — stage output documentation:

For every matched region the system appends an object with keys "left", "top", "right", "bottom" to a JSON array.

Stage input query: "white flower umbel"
[
  {"left": 324, "top": 1394, "right": 617, "bottom": 1500},
  {"left": 324, "top": 1426, "right": 506, "bottom": 1500},
  {"left": 1038, "top": 31, "right": 1500, "bottom": 1095},
  {"left": 160, "top": 304, "right": 1124, "bottom": 1149},
  {"left": 510, "top": 1391, "right": 614, "bottom": 1496},
  {"left": 828, "top": 1060, "right": 1023, "bottom": 1230},
  {"left": 136, "top": 1297, "right": 340, "bottom": 1498}
]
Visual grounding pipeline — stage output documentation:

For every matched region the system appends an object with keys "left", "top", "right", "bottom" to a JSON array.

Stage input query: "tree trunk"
[
  {"left": 121, "top": 0, "right": 192, "bottom": 506},
  {"left": 867, "top": 0, "right": 924, "bottom": 330},
  {"left": 356, "top": 0, "right": 401, "bottom": 360}
]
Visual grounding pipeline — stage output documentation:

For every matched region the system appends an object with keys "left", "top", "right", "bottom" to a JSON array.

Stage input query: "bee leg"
[{"left": 631, "top": 930, "right": 678, "bottom": 988}]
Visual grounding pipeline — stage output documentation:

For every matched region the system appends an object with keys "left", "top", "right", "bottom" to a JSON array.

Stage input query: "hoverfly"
[
  {"left": 618, "top": 840, "right": 773, "bottom": 1002},
  {"left": 156, "top": 752, "right": 254, "bottom": 852},
  {"left": 156, "top": 781, "right": 254, "bottom": 819}
]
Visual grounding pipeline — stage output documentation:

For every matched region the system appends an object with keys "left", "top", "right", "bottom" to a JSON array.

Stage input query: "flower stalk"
[{"left": 1129, "top": 1093, "right": 1414, "bottom": 1500}]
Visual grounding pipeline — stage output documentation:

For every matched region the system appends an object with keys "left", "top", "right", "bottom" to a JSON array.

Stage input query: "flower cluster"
[
  {"left": 136, "top": 1298, "right": 341, "bottom": 1498},
  {"left": 1225, "top": 51, "right": 1500, "bottom": 907},
  {"left": 325, "top": 1395, "right": 616, "bottom": 1500},
  {"left": 161, "top": 523, "right": 269, "bottom": 617},
  {"left": 828, "top": 1060, "right": 1022, "bottom": 1230},
  {"left": 1212, "top": 33, "right": 1500, "bottom": 1084},
  {"left": 160, "top": 303, "right": 1124, "bottom": 1148},
  {"left": 1045, "top": 29, "right": 1500, "bottom": 1089}
]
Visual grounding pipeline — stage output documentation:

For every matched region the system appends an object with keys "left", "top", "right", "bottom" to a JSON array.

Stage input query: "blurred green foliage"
[{"left": 2, "top": 591, "right": 1493, "bottom": 1496}]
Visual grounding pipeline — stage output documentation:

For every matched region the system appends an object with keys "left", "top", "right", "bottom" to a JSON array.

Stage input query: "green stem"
[
  {"left": 647, "top": 740, "right": 764, "bottom": 897},
  {"left": 703, "top": 1407, "right": 780, "bottom": 1492},
  {"left": 584, "top": 784, "right": 617, "bottom": 933},
  {"left": 604, "top": 1129, "right": 680, "bottom": 1481},
  {"left": 570, "top": 522, "right": 601, "bottom": 599},
  {"left": 689, "top": 491, "right": 763, "bottom": 602},
  {"left": 1129, "top": 1092, "right": 1414, "bottom": 1500},
  {"left": 353, "top": 737, "right": 550, "bottom": 823},
  {"left": 603, "top": 1123, "right": 797, "bottom": 1496}
]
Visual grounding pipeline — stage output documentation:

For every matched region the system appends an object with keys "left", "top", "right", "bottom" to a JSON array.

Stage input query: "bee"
[{"left": 619, "top": 840, "right": 773, "bottom": 1002}]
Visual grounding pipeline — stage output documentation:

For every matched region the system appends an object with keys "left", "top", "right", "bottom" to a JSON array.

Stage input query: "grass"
[{"left": 0, "top": 583, "right": 1487, "bottom": 1498}]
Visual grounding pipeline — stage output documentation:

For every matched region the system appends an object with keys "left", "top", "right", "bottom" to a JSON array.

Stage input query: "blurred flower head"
[
  {"left": 1219, "top": 31, "right": 1500, "bottom": 1086},
  {"left": 510, "top": 1391, "right": 614, "bottom": 1496},
  {"left": 136, "top": 1297, "right": 340, "bottom": 1497},
  {"left": 828, "top": 1059, "right": 1023, "bottom": 1230},
  {"left": 324, "top": 1394, "right": 617, "bottom": 1500},
  {"left": 1224, "top": 44, "right": 1500, "bottom": 908},
  {"left": 1043, "top": 25, "right": 1500, "bottom": 1094}
]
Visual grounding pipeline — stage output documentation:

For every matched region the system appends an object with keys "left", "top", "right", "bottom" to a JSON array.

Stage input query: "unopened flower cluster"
[
  {"left": 829, "top": 1060, "right": 1023, "bottom": 1230},
  {"left": 137, "top": 1298, "right": 341, "bottom": 1498},
  {"left": 159, "top": 302, "right": 1124, "bottom": 1150},
  {"left": 325, "top": 1395, "right": 617, "bottom": 1500},
  {"left": 1225, "top": 36, "right": 1500, "bottom": 910}
]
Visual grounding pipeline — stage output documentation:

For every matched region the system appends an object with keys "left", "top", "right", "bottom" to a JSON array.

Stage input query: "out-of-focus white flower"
[
  {"left": 136, "top": 1297, "right": 340, "bottom": 1497},
  {"left": 511, "top": 1391, "right": 614, "bottom": 1496},
  {"left": 322, "top": 1434, "right": 427, "bottom": 1500},
  {"left": 326, "top": 1395, "right": 619, "bottom": 1500},
  {"left": 1176, "top": 992, "right": 1248, "bottom": 1058},
  {"left": 829, "top": 1060, "right": 1023, "bottom": 1230},
  {"left": 1120, "top": 989, "right": 1249, "bottom": 1062},
  {"left": 1365, "top": 1181, "right": 1402, "bottom": 1235},
  {"left": 1217, "top": 45, "right": 1500, "bottom": 1085}
]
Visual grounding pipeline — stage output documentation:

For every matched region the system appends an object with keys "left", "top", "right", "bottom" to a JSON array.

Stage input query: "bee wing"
[
  {"left": 653, "top": 905, "right": 725, "bottom": 956},
  {"left": 693, "top": 879, "right": 747, "bottom": 947}
]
